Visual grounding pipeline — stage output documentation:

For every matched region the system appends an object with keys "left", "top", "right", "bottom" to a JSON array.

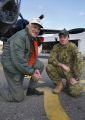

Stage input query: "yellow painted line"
[
  {"left": 80, "top": 80, "right": 85, "bottom": 83},
  {"left": 38, "top": 80, "right": 46, "bottom": 83},
  {"left": 44, "top": 90, "right": 71, "bottom": 120},
  {"left": 25, "top": 76, "right": 45, "bottom": 84},
  {"left": 25, "top": 75, "right": 31, "bottom": 79},
  {"left": 36, "top": 87, "right": 52, "bottom": 92},
  {"left": 83, "top": 86, "right": 85, "bottom": 91}
]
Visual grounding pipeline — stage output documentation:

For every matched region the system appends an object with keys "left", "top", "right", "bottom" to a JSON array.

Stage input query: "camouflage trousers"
[{"left": 46, "top": 64, "right": 83, "bottom": 97}]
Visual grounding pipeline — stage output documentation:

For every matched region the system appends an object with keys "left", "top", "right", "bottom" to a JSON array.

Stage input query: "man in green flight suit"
[
  {"left": 46, "top": 29, "right": 84, "bottom": 97},
  {"left": 1, "top": 16, "right": 44, "bottom": 102}
]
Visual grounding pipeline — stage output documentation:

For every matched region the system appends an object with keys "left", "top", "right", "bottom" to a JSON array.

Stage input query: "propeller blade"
[{"left": 68, "top": 28, "right": 85, "bottom": 34}]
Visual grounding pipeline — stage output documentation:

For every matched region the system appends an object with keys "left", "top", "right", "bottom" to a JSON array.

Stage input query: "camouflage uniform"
[{"left": 46, "top": 42, "right": 84, "bottom": 97}]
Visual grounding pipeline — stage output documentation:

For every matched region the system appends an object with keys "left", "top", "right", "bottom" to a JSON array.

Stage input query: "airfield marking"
[
  {"left": 25, "top": 75, "right": 31, "bottom": 79},
  {"left": 80, "top": 80, "right": 85, "bottom": 91},
  {"left": 80, "top": 80, "right": 85, "bottom": 83},
  {"left": 44, "top": 90, "right": 71, "bottom": 120}
]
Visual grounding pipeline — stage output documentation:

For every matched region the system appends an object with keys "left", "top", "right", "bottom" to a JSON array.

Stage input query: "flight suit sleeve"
[
  {"left": 10, "top": 37, "right": 35, "bottom": 75},
  {"left": 48, "top": 45, "right": 60, "bottom": 67},
  {"left": 72, "top": 45, "right": 84, "bottom": 79}
]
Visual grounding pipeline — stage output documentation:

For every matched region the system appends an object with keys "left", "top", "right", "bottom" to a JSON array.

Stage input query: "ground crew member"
[
  {"left": 1, "top": 16, "right": 44, "bottom": 102},
  {"left": 46, "top": 29, "right": 84, "bottom": 97}
]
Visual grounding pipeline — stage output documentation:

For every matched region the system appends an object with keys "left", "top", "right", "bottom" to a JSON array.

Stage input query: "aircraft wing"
[{"left": 41, "top": 28, "right": 85, "bottom": 35}]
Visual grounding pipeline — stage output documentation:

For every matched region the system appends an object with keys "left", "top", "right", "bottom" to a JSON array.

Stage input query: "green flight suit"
[
  {"left": 46, "top": 42, "right": 84, "bottom": 97},
  {"left": 1, "top": 28, "right": 44, "bottom": 102}
]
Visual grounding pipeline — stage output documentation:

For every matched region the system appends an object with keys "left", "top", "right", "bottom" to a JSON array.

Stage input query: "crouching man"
[
  {"left": 46, "top": 29, "right": 84, "bottom": 97},
  {"left": 1, "top": 16, "right": 44, "bottom": 102}
]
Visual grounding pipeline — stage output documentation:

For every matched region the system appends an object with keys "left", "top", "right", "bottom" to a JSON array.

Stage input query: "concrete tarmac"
[{"left": 0, "top": 56, "right": 85, "bottom": 120}]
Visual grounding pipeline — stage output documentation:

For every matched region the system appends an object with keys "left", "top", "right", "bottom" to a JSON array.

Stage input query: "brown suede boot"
[{"left": 53, "top": 81, "right": 64, "bottom": 94}]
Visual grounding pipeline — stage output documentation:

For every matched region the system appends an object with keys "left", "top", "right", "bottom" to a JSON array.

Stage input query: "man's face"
[
  {"left": 28, "top": 23, "right": 41, "bottom": 38},
  {"left": 59, "top": 35, "right": 69, "bottom": 45}
]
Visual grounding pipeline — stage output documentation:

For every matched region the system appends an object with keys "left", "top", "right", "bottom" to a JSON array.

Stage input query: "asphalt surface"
[
  {"left": 60, "top": 92, "right": 85, "bottom": 120},
  {"left": 0, "top": 55, "right": 85, "bottom": 120}
]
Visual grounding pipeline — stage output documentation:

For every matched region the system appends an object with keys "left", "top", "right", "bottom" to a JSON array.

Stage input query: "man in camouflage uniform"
[{"left": 46, "top": 29, "right": 84, "bottom": 97}]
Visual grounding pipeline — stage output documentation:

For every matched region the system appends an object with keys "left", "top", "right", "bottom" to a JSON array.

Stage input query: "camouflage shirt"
[{"left": 48, "top": 42, "right": 84, "bottom": 78}]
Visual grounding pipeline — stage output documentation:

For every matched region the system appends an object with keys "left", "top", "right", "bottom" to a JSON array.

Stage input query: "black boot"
[{"left": 26, "top": 88, "right": 44, "bottom": 96}]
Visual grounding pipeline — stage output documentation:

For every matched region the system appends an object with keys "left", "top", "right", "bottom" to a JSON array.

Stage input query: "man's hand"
[
  {"left": 70, "top": 78, "right": 78, "bottom": 85},
  {"left": 32, "top": 69, "right": 42, "bottom": 81},
  {"left": 58, "top": 63, "right": 70, "bottom": 72}
]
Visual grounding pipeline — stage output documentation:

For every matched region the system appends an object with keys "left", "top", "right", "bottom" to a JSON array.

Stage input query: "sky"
[{"left": 20, "top": 0, "right": 85, "bottom": 30}]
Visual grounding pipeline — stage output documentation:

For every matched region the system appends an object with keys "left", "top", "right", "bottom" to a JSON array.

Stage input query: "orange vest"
[{"left": 28, "top": 40, "right": 38, "bottom": 67}]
